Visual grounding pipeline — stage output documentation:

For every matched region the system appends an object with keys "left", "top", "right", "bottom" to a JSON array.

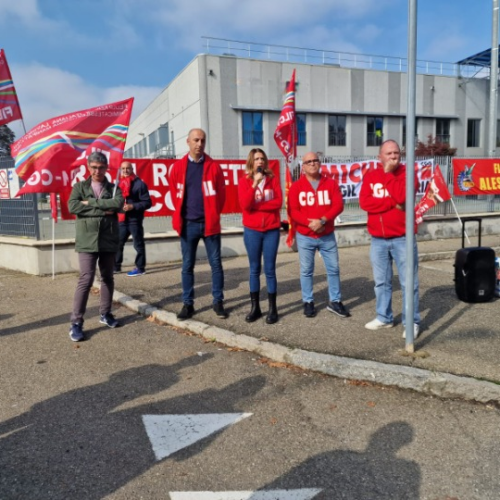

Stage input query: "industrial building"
[{"left": 125, "top": 39, "right": 496, "bottom": 160}]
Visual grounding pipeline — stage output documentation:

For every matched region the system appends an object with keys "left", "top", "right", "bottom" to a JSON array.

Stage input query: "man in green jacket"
[{"left": 68, "top": 152, "right": 124, "bottom": 342}]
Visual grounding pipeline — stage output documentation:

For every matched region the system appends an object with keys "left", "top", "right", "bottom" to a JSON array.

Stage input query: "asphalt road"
[{"left": 1, "top": 270, "right": 500, "bottom": 500}]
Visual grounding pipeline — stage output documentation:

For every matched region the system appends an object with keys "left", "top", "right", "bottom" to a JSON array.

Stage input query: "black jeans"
[{"left": 115, "top": 221, "right": 146, "bottom": 271}]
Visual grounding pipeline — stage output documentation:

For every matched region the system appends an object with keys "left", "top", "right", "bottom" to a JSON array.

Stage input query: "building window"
[
  {"left": 402, "top": 117, "right": 418, "bottom": 148},
  {"left": 328, "top": 114, "right": 347, "bottom": 146},
  {"left": 137, "top": 138, "right": 147, "bottom": 157},
  {"left": 467, "top": 119, "right": 480, "bottom": 147},
  {"left": 297, "top": 113, "right": 306, "bottom": 146},
  {"left": 148, "top": 132, "right": 157, "bottom": 154},
  {"left": 436, "top": 119, "right": 450, "bottom": 144},
  {"left": 242, "top": 111, "right": 263, "bottom": 145},
  {"left": 158, "top": 124, "right": 169, "bottom": 148},
  {"left": 367, "top": 116, "right": 383, "bottom": 146}
]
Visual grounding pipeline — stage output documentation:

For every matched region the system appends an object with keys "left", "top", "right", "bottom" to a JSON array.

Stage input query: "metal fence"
[
  {"left": 0, "top": 156, "right": 40, "bottom": 238},
  {"left": 201, "top": 37, "right": 486, "bottom": 80},
  {"left": 1, "top": 155, "right": 499, "bottom": 241}
]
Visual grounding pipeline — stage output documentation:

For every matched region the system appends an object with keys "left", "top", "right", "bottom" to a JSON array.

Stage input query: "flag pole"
[
  {"left": 52, "top": 217, "right": 56, "bottom": 280},
  {"left": 450, "top": 198, "right": 471, "bottom": 245}
]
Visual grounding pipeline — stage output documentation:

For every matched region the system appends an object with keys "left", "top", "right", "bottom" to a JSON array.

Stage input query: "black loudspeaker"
[{"left": 454, "top": 218, "right": 496, "bottom": 303}]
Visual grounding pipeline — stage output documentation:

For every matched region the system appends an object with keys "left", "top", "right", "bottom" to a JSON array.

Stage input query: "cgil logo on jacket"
[
  {"left": 203, "top": 180, "right": 217, "bottom": 196},
  {"left": 175, "top": 180, "right": 217, "bottom": 199},
  {"left": 298, "top": 190, "right": 331, "bottom": 206},
  {"left": 371, "top": 183, "right": 390, "bottom": 198}
]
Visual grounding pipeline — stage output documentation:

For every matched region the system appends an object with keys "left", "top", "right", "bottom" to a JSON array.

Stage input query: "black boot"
[
  {"left": 245, "top": 292, "right": 262, "bottom": 323},
  {"left": 266, "top": 293, "right": 278, "bottom": 324}
]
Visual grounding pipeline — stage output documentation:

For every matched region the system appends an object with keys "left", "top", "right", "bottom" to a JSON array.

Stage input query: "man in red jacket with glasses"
[
  {"left": 289, "top": 152, "right": 350, "bottom": 319},
  {"left": 169, "top": 128, "right": 227, "bottom": 321}
]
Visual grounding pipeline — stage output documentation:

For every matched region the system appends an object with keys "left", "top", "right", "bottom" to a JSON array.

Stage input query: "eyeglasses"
[
  {"left": 303, "top": 159, "right": 320, "bottom": 165},
  {"left": 89, "top": 166, "right": 107, "bottom": 171}
]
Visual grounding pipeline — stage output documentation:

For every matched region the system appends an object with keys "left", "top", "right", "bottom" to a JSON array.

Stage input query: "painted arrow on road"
[
  {"left": 169, "top": 491, "right": 322, "bottom": 499},
  {"left": 142, "top": 413, "right": 252, "bottom": 461}
]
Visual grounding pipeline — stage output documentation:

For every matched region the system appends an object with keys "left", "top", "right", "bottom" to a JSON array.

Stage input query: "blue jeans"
[
  {"left": 370, "top": 236, "right": 420, "bottom": 325},
  {"left": 180, "top": 220, "right": 224, "bottom": 305},
  {"left": 296, "top": 232, "right": 341, "bottom": 303},
  {"left": 243, "top": 227, "right": 280, "bottom": 294},
  {"left": 116, "top": 221, "right": 146, "bottom": 271}
]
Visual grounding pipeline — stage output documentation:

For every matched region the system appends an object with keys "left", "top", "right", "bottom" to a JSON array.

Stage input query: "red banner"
[
  {"left": 453, "top": 158, "right": 500, "bottom": 195},
  {"left": 50, "top": 158, "right": 280, "bottom": 219},
  {"left": 319, "top": 159, "right": 434, "bottom": 199},
  {"left": 13, "top": 98, "right": 133, "bottom": 196},
  {"left": 0, "top": 49, "right": 23, "bottom": 126}
]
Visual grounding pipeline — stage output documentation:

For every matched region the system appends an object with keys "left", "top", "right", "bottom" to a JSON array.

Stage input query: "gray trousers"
[{"left": 70, "top": 252, "right": 115, "bottom": 324}]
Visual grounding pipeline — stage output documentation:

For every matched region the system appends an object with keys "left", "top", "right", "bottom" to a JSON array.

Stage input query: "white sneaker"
[
  {"left": 364, "top": 318, "right": 394, "bottom": 330},
  {"left": 402, "top": 324, "right": 420, "bottom": 339}
]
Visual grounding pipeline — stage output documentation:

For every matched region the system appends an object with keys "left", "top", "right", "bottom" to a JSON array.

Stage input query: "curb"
[
  {"left": 110, "top": 286, "right": 500, "bottom": 406},
  {"left": 419, "top": 246, "right": 500, "bottom": 262}
]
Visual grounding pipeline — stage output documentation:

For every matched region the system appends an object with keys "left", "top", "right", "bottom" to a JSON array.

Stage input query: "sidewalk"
[{"left": 109, "top": 235, "right": 500, "bottom": 403}]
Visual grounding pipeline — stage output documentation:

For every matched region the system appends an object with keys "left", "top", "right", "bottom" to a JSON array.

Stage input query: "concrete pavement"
[{"left": 106, "top": 234, "right": 500, "bottom": 404}]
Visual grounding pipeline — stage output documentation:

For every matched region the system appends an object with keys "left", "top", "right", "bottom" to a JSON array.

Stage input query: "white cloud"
[
  {"left": 9, "top": 63, "right": 161, "bottom": 131},
  {"left": 0, "top": 0, "right": 40, "bottom": 22},
  {"left": 0, "top": 0, "right": 62, "bottom": 33},
  {"left": 422, "top": 32, "right": 473, "bottom": 62},
  {"left": 143, "top": 0, "right": 392, "bottom": 52}
]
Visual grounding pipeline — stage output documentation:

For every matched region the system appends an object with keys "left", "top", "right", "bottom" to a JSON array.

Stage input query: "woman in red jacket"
[{"left": 238, "top": 148, "right": 283, "bottom": 324}]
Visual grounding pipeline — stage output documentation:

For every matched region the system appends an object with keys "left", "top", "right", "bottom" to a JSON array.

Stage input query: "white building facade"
[{"left": 125, "top": 51, "right": 494, "bottom": 160}]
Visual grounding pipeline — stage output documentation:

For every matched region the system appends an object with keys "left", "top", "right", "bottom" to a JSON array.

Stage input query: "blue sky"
[{"left": 0, "top": 0, "right": 494, "bottom": 138}]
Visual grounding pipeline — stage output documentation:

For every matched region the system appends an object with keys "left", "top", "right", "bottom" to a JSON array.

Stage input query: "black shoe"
[
  {"left": 213, "top": 301, "right": 228, "bottom": 319},
  {"left": 303, "top": 301, "right": 316, "bottom": 318},
  {"left": 245, "top": 292, "right": 262, "bottom": 323},
  {"left": 327, "top": 301, "right": 351, "bottom": 318},
  {"left": 266, "top": 292, "right": 278, "bottom": 324},
  {"left": 177, "top": 304, "right": 195, "bottom": 320},
  {"left": 114, "top": 267, "right": 121, "bottom": 274}
]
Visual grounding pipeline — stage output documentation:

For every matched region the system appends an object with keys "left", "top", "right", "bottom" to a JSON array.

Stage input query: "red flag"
[
  {"left": 49, "top": 191, "right": 75, "bottom": 222},
  {"left": 12, "top": 97, "right": 134, "bottom": 196},
  {"left": 49, "top": 193, "right": 58, "bottom": 222},
  {"left": 415, "top": 165, "right": 451, "bottom": 224},
  {"left": 274, "top": 69, "right": 297, "bottom": 164},
  {"left": 274, "top": 69, "right": 297, "bottom": 247},
  {"left": 0, "top": 49, "right": 23, "bottom": 126}
]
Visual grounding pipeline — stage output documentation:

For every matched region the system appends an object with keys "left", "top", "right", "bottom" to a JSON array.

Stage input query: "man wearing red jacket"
[
  {"left": 289, "top": 152, "right": 350, "bottom": 319},
  {"left": 169, "top": 128, "right": 227, "bottom": 320},
  {"left": 359, "top": 139, "right": 420, "bottom": 338}
]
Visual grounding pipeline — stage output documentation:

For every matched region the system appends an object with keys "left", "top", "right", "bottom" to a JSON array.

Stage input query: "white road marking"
[
  {"left": 169, "top": 490, "right": 322, "bottom": 500},
  {"left": 142, "top": 413, "right": 252, "bottom": 461}
]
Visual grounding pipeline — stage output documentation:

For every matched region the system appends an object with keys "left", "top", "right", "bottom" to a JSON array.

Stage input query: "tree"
[
  {"left": 414, "top": 134, "right": 457, "bottom": 157},
  {"left": 0, "top": 125, "right": 15, "bottom": 157}
]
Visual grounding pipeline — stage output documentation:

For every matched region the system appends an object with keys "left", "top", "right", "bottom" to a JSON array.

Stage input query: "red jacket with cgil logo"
[
  {"left": 169, "top": 154, "right": 226, "bottom": 236},
  {"left": 238, "top": 174, "right": 283, "bottom": 232},
  {"left": 288, "top": 174, "right": 343, "bottom": 238},
  {"left": 359, "top": 164, "right": 418, "bottom": 238}
]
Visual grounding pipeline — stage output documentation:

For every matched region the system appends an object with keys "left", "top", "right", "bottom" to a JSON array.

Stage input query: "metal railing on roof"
[{"left": 202, "top": 36, "right": 488, "bottom": 79}]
